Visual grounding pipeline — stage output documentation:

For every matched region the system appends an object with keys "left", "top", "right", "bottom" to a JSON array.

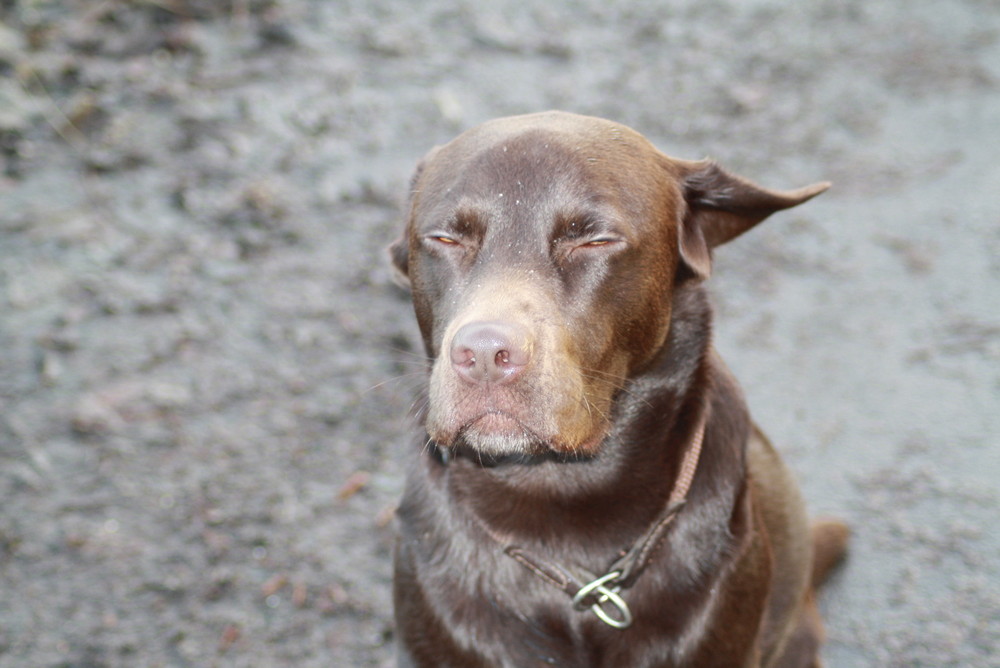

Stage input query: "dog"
[{"left": 388, "top": 111, "right": 848, "bottom": 667}]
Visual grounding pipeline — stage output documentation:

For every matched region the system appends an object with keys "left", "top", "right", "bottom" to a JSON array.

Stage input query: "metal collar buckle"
[{"left": 571, "top": 571, "right": 633, "bottom": 630}]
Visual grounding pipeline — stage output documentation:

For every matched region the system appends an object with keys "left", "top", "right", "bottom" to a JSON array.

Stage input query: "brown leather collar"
[{"left": 476, "top": 415, "right": 707, "bottom": 629}]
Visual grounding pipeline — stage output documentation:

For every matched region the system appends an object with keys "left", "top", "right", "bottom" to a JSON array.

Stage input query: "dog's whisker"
[
  {"left": 408, "top": 394, "right": 430, "bottom": 421},
  {"left": 362, "top": 372, "right": 428, "bottom": 397},
  {"left": 579, "top": 391, "right": 595, "bottom": 420},
  {"left": 419, "top": 434, "right": 435, "bottom": 458},
  {"left": 579, "top": 368, "right": 656, "bottom": 411},
  {"left": 382, "top": 344, "right": 434, "bottom": 362},
  {"left": 390, "top": 359, "right": 434, "bottom": 369}
]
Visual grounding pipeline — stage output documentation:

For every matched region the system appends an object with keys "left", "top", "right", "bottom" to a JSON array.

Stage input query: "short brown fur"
[{"left": 390, "top": 111, "right": 848, "bottom": 667}]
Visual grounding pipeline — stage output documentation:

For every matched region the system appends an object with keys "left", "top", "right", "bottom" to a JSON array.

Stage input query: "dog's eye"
[
  {"left": 577, "top": 237, "right": 622, "bottom": 250},
  {"left": 428, "top": 234, "right": 460, "bottom": 246}
]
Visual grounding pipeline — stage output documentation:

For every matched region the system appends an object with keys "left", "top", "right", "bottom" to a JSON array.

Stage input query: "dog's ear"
[
  {"left": 387, "top": 235, "right": 410, "bottom": 289},
  {"left": 676, "top": 159, "right": 830, "bottom": 280},
  {"left": 387, "top": 146, "right": 443, "bottom": 289}
]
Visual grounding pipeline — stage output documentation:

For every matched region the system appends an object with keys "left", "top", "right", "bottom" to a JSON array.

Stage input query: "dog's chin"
[
  {"left": 436, "top": 412, "right": 608, "bottom": 461},
  {"left": 452, "top": 413, "right": 545, "bottom": 458}
]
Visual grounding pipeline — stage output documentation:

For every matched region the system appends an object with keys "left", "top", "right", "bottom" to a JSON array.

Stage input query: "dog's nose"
[{"left": 450, "top": 321, "right": 532, "bottom": 384}]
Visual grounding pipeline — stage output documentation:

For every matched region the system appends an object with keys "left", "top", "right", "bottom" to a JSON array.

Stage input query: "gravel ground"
[{"left": 1, "top": 1, "right": 997, "bottom": 666}]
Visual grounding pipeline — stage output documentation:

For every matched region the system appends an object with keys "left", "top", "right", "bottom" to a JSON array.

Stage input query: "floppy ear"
[
  {"left": 386, "top": 146, "right": 442, "bottom": 289},
  {"left": 387, "top": 235, "right": 410, "bottom": 289},
  {"left": 676, "top": 159, "right": 830, "bottom": 280}
]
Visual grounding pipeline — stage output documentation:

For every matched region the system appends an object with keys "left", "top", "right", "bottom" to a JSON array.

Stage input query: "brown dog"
[{"left": 389, "top": 111, "right": 848, "bottom": 667}]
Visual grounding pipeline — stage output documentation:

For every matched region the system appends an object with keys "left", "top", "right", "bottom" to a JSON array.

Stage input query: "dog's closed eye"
[{"left": 577, "top": 237, "right": 619, "bottom": 248}]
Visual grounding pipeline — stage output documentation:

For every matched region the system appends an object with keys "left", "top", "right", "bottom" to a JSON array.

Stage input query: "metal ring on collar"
[{"left": 571, "top": 571, "right": 633, "bottom": 630}]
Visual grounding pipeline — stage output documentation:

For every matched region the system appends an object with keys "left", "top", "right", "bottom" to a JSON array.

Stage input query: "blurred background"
[{"left": 1, "top": 1, "right": 997, "bottom": 666}]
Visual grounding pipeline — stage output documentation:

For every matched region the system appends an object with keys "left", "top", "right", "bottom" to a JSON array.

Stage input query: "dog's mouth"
[
  {"left": 424, "top": 302, "right": 617, "bottom": 459},
  {"left": 469, "top": 410, "right": 526, "bottom": 433},
  {"left": 452, "top": 410, "right": 544, "bottom": 456},
  {"left": 441, "top": 409, "right": 610, "bottom": 459}
]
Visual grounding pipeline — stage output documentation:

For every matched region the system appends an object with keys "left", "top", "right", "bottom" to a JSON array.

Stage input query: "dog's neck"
[{"left": 421, "top": 282, "right": 750, "bottom": 552}]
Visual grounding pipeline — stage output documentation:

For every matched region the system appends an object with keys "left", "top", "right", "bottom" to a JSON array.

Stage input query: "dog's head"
[{"left": 390, "top": 111, "right": 827, "bottom": 457}]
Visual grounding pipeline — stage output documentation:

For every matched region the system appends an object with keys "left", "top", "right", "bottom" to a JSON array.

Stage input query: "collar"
[{"left": 482, "top": 414, "right": 707, "bottom": 630}]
